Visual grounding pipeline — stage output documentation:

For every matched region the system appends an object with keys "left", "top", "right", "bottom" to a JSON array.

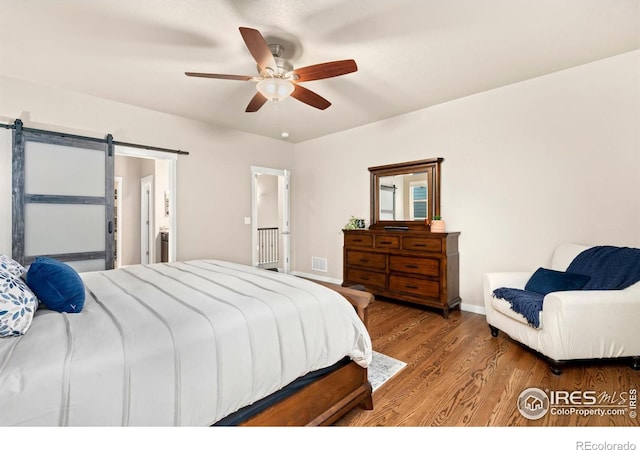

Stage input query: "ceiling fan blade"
[
  {"left": 239, "top": 27, "right": 277, "bottom": 73},
  {"left": 291, "top": 59, "right": 357, "bottom": 82},
  {"left": 245, "top": 92, "right": 268, "bottom": 112},
  {"left": 185, "top": 72, "right": 253, "bottom": 81},
  {"left": 291, "top": 84, "right": 331, "bottom": 110}
]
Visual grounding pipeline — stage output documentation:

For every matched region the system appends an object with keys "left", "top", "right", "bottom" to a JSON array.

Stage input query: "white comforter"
[{"left": 0, "top": 260, "right": 372, "bottom": 426}]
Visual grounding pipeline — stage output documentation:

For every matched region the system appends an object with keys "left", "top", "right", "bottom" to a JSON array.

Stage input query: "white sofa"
[{"left": 483, "top": 243, "right": 640, "bottom": 374}]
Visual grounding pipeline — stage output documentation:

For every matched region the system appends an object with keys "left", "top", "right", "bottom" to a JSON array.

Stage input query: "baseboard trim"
[{"left": 460, "top": 303, "right": 485, "bottom": 316}]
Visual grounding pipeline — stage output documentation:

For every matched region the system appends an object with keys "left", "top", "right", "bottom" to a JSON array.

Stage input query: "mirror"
[{"left": 369, "top": 158, "right": 442, "bottom": 230}]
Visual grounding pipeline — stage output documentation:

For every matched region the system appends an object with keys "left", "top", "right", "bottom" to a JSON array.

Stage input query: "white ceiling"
[{"left": 1, "top": 0, "right": 638, "bottom": 143}]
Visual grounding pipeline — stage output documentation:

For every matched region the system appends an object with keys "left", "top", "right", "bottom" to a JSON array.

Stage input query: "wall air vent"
[{"left": 311, "top": 257, "right": 328, "bottom": 272}]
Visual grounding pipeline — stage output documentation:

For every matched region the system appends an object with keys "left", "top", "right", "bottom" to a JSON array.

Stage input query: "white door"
[
  {"left": 140, "top": 175, "right": 154, "bottom": 264},
  {"left": 281, "top": 169, "right": 291, "bottom": 274}
]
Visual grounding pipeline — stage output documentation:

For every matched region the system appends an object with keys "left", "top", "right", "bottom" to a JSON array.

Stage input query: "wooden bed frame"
[{"left": 238, "top": 282, "right": 374, "bottom": 426}]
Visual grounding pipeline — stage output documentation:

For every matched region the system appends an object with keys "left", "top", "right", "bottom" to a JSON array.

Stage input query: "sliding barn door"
[{"left": 12, "top": 121, "right": 114, "bottom": 271}]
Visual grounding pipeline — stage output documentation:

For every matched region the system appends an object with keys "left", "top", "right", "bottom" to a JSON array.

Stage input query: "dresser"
[{"left": 342, "top": 229, "right": 460, "bottom": 318}]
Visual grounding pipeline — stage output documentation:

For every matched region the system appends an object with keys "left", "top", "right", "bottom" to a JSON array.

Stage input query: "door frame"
[
  {"left": 114, "top": 176, "right": 123, "bottom": 268},
  {"left": 251, "top": 166, "right": 291, "bottom": 273},
  {"left": 140, "top": 175, "right": 154, "bottom": 264},
  {"left": 115, "top": 146, "right": 177, "bottom": 263}
]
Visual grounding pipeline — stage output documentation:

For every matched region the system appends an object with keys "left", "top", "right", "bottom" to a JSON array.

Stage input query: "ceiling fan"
[{"left": 185, "top": 27, "right": 357, "bottom": 112}]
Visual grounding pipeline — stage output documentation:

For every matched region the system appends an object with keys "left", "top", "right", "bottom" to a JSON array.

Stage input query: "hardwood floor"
[{"left": 336, "top": 299, "right": 640, "bottom": 427}]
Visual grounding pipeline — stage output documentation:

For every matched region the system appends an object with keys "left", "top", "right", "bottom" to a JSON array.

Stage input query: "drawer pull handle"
[
  {"left": 405, "top": 264, "right": 419, "bottom": 269},
  {"left": 380, "top": 241, "right": 393, "bottom": 245},
  {"left": 353, "top": 239, "right": 363, "bottom": 242},
  {"left": 405, "top": 284, "right": 419, "bottom": 290},
  {"left": 413, "top": 243, "right": 427, "bottom": 247},
  {"left": 360, "top": 276, "right": 370, "bottom": 281},
  {"left": 359, "top": 259, "right": 369, "bottom": 263}
]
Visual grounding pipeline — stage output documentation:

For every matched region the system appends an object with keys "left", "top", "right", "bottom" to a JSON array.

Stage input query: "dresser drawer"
[
  {"left": 345, "top": 269, "right": 386, "bottom": 289},
  {"left": 389, "top": 275, "right": 440, "bottom": 298},
  {"left": 389, "top": 255, "right": 439, "bottom": 276},
  {"left": 402, "top": 237, "right": 442, "bottom": 253},
  {"left": 346, "top": 251, "right": 386, "bottom": 269},
  {"left": 344, "top": 234, "right": 373, "bottom": 248},
  {"left": 374, "top": 235, "right": 400, "bottom": 249}
]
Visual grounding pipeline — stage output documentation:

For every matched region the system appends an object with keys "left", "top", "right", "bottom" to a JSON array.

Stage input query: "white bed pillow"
[
  {"left": 0, "top": 255, "right": 26, "bottom": 278},
  {"left": 0, "top": 269, "right": 39, "bottom": 338}
]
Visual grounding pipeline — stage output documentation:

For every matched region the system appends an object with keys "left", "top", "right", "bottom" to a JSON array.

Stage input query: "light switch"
[{"left": 244, "top": 217, "right": 251, "bottom": 225}]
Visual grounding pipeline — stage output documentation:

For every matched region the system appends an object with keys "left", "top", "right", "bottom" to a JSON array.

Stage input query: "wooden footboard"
[
  {"left": 239, "top": 282, "right": 374, "bottom": 426},
  {"left": 240, "top": 360, "right": 372, "bottom": 426},
  {"left": 311, "top": 279, "right": 373, "bottom": 326}
]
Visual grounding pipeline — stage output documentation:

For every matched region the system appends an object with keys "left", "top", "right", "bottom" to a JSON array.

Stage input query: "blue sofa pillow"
[
  {"left": 524, "top": 267, "right": 590, "bottom": 296},
  {"left": 26, "top": 257, "right": 85, "bottom": 313}
]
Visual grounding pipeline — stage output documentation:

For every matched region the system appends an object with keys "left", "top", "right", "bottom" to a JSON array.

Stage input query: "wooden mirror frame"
[{"left": 369, "top": 157, "right": 443, "bottom": 230}]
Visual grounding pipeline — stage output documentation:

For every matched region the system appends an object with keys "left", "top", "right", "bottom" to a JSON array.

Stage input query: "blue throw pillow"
[
  {"left": 26, "top": 257, "right": 85, "bottom": 313},
  {"left": 524, "top": 267, "right": 590, "bottom": 296}
]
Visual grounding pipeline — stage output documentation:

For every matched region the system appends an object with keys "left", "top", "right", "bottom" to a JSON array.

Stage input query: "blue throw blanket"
[
  {"left": 566, "top": 245, "right": 640, "bottom": 290},
  {"left": 492, "top": 287, "right": 544, "bottom": 328},
  {"left": 493, "top": 245, "right": 640, "bottom": 329}
]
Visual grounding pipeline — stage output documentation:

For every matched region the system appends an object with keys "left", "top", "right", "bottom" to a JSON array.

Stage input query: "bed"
[{"left": 0, "top": 259, "right": 373, "bottom": 426}]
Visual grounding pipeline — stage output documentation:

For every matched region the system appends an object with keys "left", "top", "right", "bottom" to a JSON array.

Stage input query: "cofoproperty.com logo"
[
  {"left": 517, "top": 387, "right": 637, "bottom": 420},
  {"left": 517, "top": 388, "right": 550, "bottom": 420}
]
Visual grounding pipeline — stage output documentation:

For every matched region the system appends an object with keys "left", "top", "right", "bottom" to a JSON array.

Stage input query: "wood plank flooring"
[{"left": 336, "top": 299, "right": 640, "bottom": 427}]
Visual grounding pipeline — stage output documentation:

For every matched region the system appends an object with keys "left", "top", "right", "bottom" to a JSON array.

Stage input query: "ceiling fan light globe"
[{"left": 257, "top": 78, "right": 294, "bottom": 102}]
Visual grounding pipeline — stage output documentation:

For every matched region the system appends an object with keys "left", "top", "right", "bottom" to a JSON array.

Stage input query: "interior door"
[
  {"left": 140, "top": 175, "right": 154, "bottom": 264},
  {"left": 12, "top": 121, "right": 114, "bottom": 271},
  {"left": 281, "top": 169, "right": 291, "bottom": 273}
]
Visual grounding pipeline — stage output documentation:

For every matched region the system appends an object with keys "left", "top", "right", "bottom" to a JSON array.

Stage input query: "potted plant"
[
  {"left": 430, "top": 215, "right": 445, "bottom": 233},
  {"left": 343, "top": 216, "right": 366, "bottom": 230}
]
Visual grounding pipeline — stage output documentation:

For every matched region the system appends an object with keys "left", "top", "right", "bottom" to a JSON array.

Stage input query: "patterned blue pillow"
[
  {"left": 26, "top": 257, "right": 85, "bottom": 313},
  {"left": 0, "top": 255, "right": 26, "bottom": 278},
  {"left": 0, "top": 270, "right": 38, "bottom": 337}
]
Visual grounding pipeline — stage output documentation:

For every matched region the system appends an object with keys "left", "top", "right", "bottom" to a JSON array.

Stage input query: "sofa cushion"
[{"left": 524, "top": 267, "right": 590, "bottom": 295}]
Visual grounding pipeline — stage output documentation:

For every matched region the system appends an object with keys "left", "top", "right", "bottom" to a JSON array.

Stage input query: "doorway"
[
  {"left": 251, "top": 166, "right": 291, "bottom": 273},
  {"left": 114, "top": 146, "right": 177, "bottom": 265}
]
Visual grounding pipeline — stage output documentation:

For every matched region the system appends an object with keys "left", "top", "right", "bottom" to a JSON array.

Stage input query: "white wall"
[
  {"left": 2, "top": 51, "right": 638, "bottom": 313},
  {"left": 292, "top": 51, "right": 640, "bottom": 311},
  {"left": 0, "top": 76, "right": 294, "bottom": 264}
]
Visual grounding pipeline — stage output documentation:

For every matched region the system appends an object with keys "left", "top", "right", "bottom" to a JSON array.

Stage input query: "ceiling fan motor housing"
[{"left": 259, "top": 44, "right": 293, "bottom": 76}]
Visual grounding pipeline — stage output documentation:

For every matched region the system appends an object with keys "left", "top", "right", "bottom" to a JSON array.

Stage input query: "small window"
[{"left": 410, "top": 183, "right": 427, "bottom": 220}]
